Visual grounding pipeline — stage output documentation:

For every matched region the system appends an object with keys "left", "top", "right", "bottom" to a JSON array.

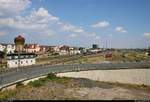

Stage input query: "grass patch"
[
  {"left": 46, "top": 73, "right": 71, "bottom": 84},
  {"left": 28, "top": 80, "right": 44, "bottom": 87},
  {"left": 28, "top": 74, "right": 71, "bottom": 87},
  {"left": 0, "top": 90, "right": 17, "bottom": 100}
]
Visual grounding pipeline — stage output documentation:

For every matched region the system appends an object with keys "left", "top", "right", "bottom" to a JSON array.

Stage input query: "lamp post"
[{"left": 17, "top": 50, "right": 20, "bottom": 71}]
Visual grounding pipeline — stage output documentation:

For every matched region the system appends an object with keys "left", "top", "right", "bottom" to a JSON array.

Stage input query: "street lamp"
[{"left": 17, "top": 50, "right": 20, "bottom": 71}]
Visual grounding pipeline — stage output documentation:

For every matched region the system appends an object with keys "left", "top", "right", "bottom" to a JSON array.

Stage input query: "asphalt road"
[{"left": 0, "top": 62, "right": 150, "bottom": 89}]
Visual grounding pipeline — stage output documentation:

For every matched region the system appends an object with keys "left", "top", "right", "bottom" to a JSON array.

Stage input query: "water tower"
[{"left": 14, "top": 35, "right": 25, "bottom": 52}]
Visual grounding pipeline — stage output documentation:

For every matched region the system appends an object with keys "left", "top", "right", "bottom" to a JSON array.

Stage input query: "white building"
[
  {"left": 0, "top": 43, "right": 6, "bottom": 52},
  {"left": 6, "top": 44, "right": 15, "bottom": 54},
  {"left": 59, "top": 45, "right": 70, "bottom": 55},
  {"left": 69, "top": 47, "right": 81, "bottom": 55},
  {"left": 7, "top": 53, "right": 37, "bottom": 68},
  {"left": 0, "top": 43, "right": 15, "bottom": 54},
  {"left": 25, "top": 44, "right": 40, "bottom": 53},
  {"left": 53, "top": 45, "right": 62, "bottom": 52},
  {"left": 89, "top": 49, "right": 102, "bottom": 53},
  {"left": 53, "top": 45, "right": 70, "bottom": 55}
]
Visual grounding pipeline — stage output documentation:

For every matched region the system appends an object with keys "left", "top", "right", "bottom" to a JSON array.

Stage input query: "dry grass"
[{"left": 0, "top": 74, "right": 150, "bottom": 100}]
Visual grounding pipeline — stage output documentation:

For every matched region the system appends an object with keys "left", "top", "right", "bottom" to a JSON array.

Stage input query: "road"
[{"left": 0, "top": 62, "right": 150, "bottom": 89}]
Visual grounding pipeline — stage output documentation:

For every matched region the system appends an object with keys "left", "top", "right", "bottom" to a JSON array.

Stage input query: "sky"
[{"left": 0, "top": 0, "right": 150, "bottom": 48}]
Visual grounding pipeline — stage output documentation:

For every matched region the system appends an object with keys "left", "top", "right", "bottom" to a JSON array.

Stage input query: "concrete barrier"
[
  {"left": 0, "top": 75, "right": 47, "bottom": 91},
  {"left": 57, "top": 69, "right": 150, "bottom": 86}
]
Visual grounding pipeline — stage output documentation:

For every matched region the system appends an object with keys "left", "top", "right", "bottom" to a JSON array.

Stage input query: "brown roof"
[
  {"left": 14, "top": 35, "right": 25, "bottom": 44},
  {"left": 60, "top": 45, "right": 69, "bottom": 51}
]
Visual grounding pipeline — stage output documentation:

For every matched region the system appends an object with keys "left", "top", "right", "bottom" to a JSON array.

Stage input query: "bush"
[
  {"left": 16, "top": 82, "right": 24, "bottom": 88},
  {"left": 28, "top": 73, "right": 70, "bottom": 87},
  {"left": 46, "top": 73, "right": 70, "bottom": 84},
  {"left": 28, "top": 80, "right": 43, "bottom": 87},
  {"left": 47, "top": 73, "right": 57, "bottom": 79}
]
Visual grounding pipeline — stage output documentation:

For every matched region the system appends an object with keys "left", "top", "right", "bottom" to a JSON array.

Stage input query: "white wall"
[
  {"left": 6, "top": 44, "right": 15, "bottom": 54},
  {"left": 70, "top": 50, "right": 81, "bottom": 55},
  {"left": 0, "top": 45, "right": 6, "bottom": 52},
  {"left": 57, "top": 69, "right": 150, "bottom": 86},
  {"left": 0, "top": 44, "right": 15, "bottom": 53},
  {"left": 7, "top": 58, "right": 36, "bottom": 68},
  {"left": 59, "top": 50, "right": 69, "bottom": 55}
]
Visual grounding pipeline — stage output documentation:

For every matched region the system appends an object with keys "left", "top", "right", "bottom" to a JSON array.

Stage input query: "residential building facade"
[{"left": 25, "top": 44, "right": 40, "bottom": 53}]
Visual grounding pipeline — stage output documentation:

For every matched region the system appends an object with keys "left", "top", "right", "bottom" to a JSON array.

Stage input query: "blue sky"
[{"left": 0, "top": 0, "right": 150, "bottom": 48}]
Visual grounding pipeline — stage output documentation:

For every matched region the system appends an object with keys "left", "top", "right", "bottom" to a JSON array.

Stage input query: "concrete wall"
[
  {"left": 7, "top": 58, "right": 36, "bottom": 68},
  {"left": 1, "top": 75, "right": 47, "bottom": 91},
  {"left": 57, "top": 69, "right": 150, "bottom": 86}
]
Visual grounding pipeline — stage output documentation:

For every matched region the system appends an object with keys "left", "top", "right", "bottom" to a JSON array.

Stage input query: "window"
[
  {"left": 12, "top": 56, "right": 15, "bottom": 59},
  {"left": 15, "top": 62, "right": 17, "bottom": 64},
  {"left": 7, "top": 56, "right": 11, "bottom": 60},
  {"left": 15, "top": 56, "right": 18, "bottom": 59},
  {"left": 20, "top": 56, "right": 24, "bottom": 58},
  {"left": 26, "top": 60, "right": 28, "bottom": 63},
  {"left": 21, "top": 61, "right": 23, "bottom": 64},
  {"left": 31, "top": 60, "right": 32, "bottom": 62}
]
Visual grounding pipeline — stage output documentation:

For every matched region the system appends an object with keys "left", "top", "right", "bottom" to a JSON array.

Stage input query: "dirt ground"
[{"left": 6, "top": 78, "right": 150, "bottom": 100}]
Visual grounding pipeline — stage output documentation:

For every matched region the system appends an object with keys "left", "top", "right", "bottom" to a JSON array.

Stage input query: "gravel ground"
[{"left": 7, "top": 77, "right": 150, "bottom": 100}]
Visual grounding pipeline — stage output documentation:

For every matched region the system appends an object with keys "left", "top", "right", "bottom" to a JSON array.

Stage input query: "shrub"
[
  {"left": 47, "top": 73, "right": 57, "bottom": 79},
  {"left": 16, "top": 82, "right": 24, "bottom": 88},
  {"left": 28, "top": 80, "right": 43, "bottom": 87},
  {"left": 46, "top": 73, "right": 70, "bottom": 83}
]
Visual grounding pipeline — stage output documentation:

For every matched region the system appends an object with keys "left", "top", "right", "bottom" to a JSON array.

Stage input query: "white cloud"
[
  {"left": 61, "top": 23, "right": 84, "bottom": 33},
  {"left": 0, "top": 0, "right": 31, "bottom": 16},
  {"left": 86, "top": 32, "right": 101, "bottom": 40},
  {"left": 143, "top": 32, "right": 150, "bottom": 39},
  {"left": 115, "top": 26, "right": 127, "bottom": 33},
  {"left": 0, "top": 4, "right": 99, "bottom": 44},
  {"left": 92, "top": 20, "right": 110, "bottom": 28},
  {"left": 0, "top": 7, "right": 60, "bottom": 39},
  {"left": 0, "top": 6, "right": 87, "bottom": 41},
  {"left": 68, "top": 34, "right": 78, "bottom": 38},
  {"left": 0, "top": 7, "right": 59, "bottom": 29},
  {"left": 88, "top": 32, "right": 96, "bottom": 37},
  {"left": 95, "top": 36, "right": 101, "bottom": 40},
  {"left": 31, "top": 7, "right": 59, "bottom": 22}
]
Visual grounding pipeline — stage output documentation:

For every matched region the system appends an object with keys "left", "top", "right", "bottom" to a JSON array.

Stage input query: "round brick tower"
[{"left": 14, "top": 35, "right": 25, "bottom": 52}]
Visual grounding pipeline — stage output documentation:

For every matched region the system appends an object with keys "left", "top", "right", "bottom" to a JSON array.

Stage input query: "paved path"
[{"left": 0, "top": 62, "right": 150, "bottom": 89}]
